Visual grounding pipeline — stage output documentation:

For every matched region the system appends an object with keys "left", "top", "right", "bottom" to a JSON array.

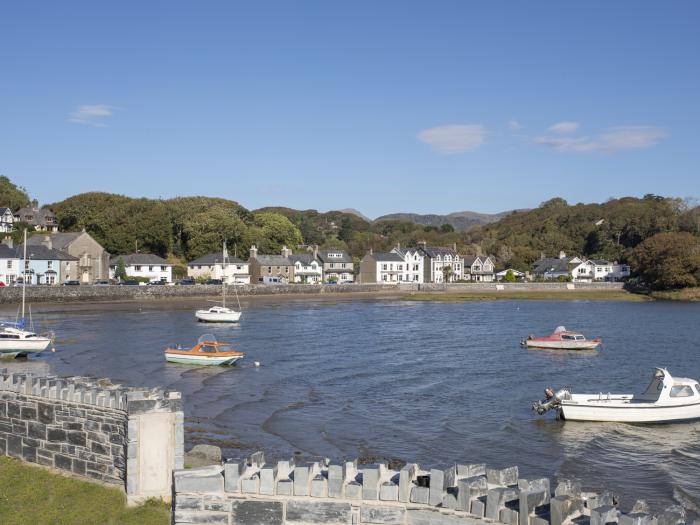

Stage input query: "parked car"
[
  {"left": 176, "top": 278, "right": 196, "bottom": 285},
  {"left": 205, "top": 279, "right": 223, "bottom": 285},
  {"left": 94, "top": 279, "right": 111, "bottom": 286},
  {"left": 148, "top": 279, "right": 167, "bottom": 285},
  {"left": 119, "top": 280, "right": 139, "bottom": 286},
  {"left": 63, "top": 280, "right": 81, "bottom": 286}
]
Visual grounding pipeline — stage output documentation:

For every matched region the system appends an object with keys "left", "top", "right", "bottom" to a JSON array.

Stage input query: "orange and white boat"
[
  {"left": 521, "top": 326, "right": 601, "bottom": 350},
  {"left": 165, "top": 334, "right": 244, "bottom": 366}
]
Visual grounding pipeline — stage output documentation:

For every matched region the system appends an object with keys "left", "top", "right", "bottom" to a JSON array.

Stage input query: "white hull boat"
[
  {"left": 195, "top": 306, "right": 242, "bottom": 323},
  {"left": 533, "top": 368, "right": 700, "bottom": 423},
  {"left": 0, "top": 326, "right": 52, "bottom": 358},
  {"left": 165, "top": 334, "right": 244, "bottom": 366}
]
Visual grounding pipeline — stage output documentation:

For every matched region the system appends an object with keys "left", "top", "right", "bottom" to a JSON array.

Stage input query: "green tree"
[
  {"left": 114, "top": 258, "right": 128, "bottom": 281},
  {"left": 182, "top": 205, "right": 249, "bottom": 260},
  {"left": 440, "top": 223, "right": 455, "bottom": 233},
  {"left": 248, "top": 212, "right": 302, "bottom": 253},
  {"left": 630, "top": 232, "right": 700, "bottom": 290},
  {"left": 442, "top": 264, "right": 453, "bottom": 282},
  {"left": 0, "top": 176, "right": 30, "bottom": 211},
  {"left": 504, "top": 269, "right": 516, "bottom": 282}
]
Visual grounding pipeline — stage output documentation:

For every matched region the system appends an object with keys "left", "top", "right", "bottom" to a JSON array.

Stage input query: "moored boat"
[
  {"left": 164, "top": 334, "right": 244, "bottom": 366},
  {"left": 0, "top": 324, "right": 52, "bottom": 358},
  {"left": 522, "top": 326, "right": 601, "bottom": 350},
  {"left": 532, "top": 368, "right": 700, "bottom": 423},
  {"left": 195, "top": 305, "right": 242, "bottom": 323}
]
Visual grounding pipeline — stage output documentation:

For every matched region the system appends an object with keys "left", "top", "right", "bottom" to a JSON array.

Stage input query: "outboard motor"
[{"left": 532, "top": 387, "right": 571, "bottom": 415}]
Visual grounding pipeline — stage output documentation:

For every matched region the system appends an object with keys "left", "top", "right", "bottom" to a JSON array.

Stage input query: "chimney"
[
  {"left": 2, "top": 237, "right": 12, "bottom": 249},
  {"left": 281, "top": 245, "right": 291, "bottom": 258},
  {"left": 452, "top": 242, "right": 457, "bottom": 252},
  {"left": 249, "top": 244, "right": 258, "bottom": 259},
  {"left": 31, "top": 199, "right": 39, "bottom": 210},
  {"left": 418, "top": 240, "right": 427, "bottom": 249},
  {"left": 41, "top": 235, "right": 52, "bottom": 250},
  {"left": 396, "top": 242, "right": 401, "bottom": 250},
  {"left": 559, "top": 251, "right": 566, "bottom": 259},
  {"left": 313, "top": 244, "right": 318, "bottom": 259}
]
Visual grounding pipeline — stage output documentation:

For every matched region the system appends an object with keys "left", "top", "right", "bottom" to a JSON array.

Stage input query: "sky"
[{"left": 1, "top": 1, "right": 699, "bottom": 218}]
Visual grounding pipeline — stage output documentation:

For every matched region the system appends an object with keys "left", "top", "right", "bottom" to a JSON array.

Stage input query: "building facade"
[
  {"left": 463, "top": 256, "right": 496, "bottom": 282},
  {"left": 14, "top": 200, "right": 59, "bottom": 232},
  {"left": 359, "top": 251, "right": 406, "bottom": 283},
  {"left": 187, "top": 253, "right": 251, "bottom": 284},
  {"left": 0, "top": 208, "right": 14, "bottom": 233},
  {"left": 248, "top": 245, "right": 295, "bottom": 284},
  {"left": 419, "top": 244, "right": 463, "bottom": 283},
  {"left": 391, "top": 246, "right": 425, "bottom": 283},
  {"left": 0, "top": 242, "right": 20, "bottom": 285},
  {"left": 27, "top": 231, "right": 109, "bottom": 283},
  {"left": 289, "top": 254, "right": 323, "bottom": 283},
  {"left": 316, "top": 249, "right": 354, "bottom": 283},
  {"left": 109, "top": 253, "right": 173, "bottom": 283},
  {"left": 20, "top": 244, "right": 77, "bottom": 285}
]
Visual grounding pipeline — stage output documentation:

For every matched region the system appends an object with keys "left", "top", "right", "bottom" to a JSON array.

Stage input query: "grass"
[
  {"left": 406, "top": 289, "right": 650, "bottom": 302},
  {"left": 0, "top": 457, "right": 170, "bottom": 525},
  {"left": 650, "top": 287, "right": 700, "bottom": 301}
]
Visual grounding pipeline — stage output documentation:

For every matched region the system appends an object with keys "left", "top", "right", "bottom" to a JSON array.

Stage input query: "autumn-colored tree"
[{"left": 630, "top": 232, "right": 700, "bottom": 290}]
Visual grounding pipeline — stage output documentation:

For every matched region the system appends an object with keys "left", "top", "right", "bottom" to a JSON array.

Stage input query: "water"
[{"left": 3, "top": 298, "right": 700, "bottom": 511}]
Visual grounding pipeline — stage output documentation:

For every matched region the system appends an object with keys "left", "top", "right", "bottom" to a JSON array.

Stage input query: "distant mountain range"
[{"left": 372, "top": 210, "right": 522, "bottom": 231}]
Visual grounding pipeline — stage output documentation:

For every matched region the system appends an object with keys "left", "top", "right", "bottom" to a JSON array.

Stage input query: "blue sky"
[{"left": 1, "top": 2, "right": 698, "bottom": 218}]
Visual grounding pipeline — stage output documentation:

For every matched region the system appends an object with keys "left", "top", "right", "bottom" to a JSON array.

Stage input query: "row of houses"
[
  {"left": 0, "top": 200, "right": 59, "bottom": 233},
  {"left": 530, "top": 252, "right": 630, "bottom": 282}
]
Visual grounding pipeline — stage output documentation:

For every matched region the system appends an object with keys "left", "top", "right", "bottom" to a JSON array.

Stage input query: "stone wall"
[
  {"left": 0, "top": 369, "right": 183, "bottom": 501},
  {"left": 413, "top": 282, "right": 626, "bottom": 292},
  {"left": 172, "top": 452, "right": 672, "bottom": 525}
]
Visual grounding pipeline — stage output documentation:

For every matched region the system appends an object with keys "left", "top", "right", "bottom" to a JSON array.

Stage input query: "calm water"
[{"left": 3, "top": 298, "right": 700, "bottom": 511}]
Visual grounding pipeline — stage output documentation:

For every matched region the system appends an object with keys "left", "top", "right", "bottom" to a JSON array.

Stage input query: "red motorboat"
[{"left": 522, "top": 326, "right": 601, "bottom": 350}]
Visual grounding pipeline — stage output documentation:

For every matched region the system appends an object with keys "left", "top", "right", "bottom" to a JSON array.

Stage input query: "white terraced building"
[
  {"left": 109, "top": 253, "right": 173, "bottom": 283},
  {"left": 418, "top": 244, "right": 463, "bottom": 283},
  {"left": 391, "top": 246, "right": 425, "bottom": 283},
  {"left": 187, "top": 253, "right": 251, "bottom": 284}
]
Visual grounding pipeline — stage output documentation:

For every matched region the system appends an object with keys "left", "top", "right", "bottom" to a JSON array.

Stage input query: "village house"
[
  {"left": 248, "top": 245, "right": 295, "bottom": 284},
  {"left": 462, "top": 255, "right": 496, "bottom": 282},
  {"left": 495, "top": 268, "right": 526, "bottom": 281},
  {"left": 0, "top": 241, "right": 20, "bottom": 285},
  {"left": 289, "top": 253, "right": 323, "bottom": 283},
  {"left": 109, "top": 253, "right": 173, "bottom": 283},
  {"left": 591, "top": 259, "right": 631, "bottom": 281},
  {"left": 0, "top": 208, "right": 15, "bottom": 233},
  {"left": 14, "top": 200, "right": 58, "bottom": 232},
  {"left": 187, "top": 253, "right": 251, "bottom": 284},
  {"left": 20, "top": 244, "right": 77, "bottom": 285},
  {"left": 418, "top": 243, "right": 463, "bottom": 283},
  {"left": 26, "top": 231, "right": 109, "bottom": 283},
  {"left": 358, "top": 251, "right": 406, "bottom": 283},
  {"left": 316, "top": 249, "right": 354, "bottom": 283},
  {"left": 391, "top": 246, "right": 425, "bottom": 283}
]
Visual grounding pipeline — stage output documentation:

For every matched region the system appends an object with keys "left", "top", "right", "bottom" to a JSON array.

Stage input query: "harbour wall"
[
  {"left": 0, "top": 369, "right": 183, "bottom": 501},
  {"left": 0, "top": 282, "right": 626, "bottom": 304}
]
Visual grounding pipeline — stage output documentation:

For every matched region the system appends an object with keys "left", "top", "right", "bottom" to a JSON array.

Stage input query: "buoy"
[{"left": 254, "top": 361, "right": 260, "bottom": 367}]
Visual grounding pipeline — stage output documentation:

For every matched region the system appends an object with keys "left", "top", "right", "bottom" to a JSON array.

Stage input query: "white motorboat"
[
  {"left": 533, "top": 368, "right": 700, "bottom": 423},
  {"left": 0, "top": 325, "right": 52, "bottom": 358},
  {"left": 195, "top": 241, "right": 242, "bottom": 323}
]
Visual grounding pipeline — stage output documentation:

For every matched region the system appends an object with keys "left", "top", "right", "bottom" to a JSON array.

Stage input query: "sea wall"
[
  {"left": 172, "top": 451, "right": 676, "bottom": 525},
  {"left": 0, "top": 370, "right": 183, "bottom": 501},
  {"left": 0, "top": 282, "right": 625, "bottom": 304}
]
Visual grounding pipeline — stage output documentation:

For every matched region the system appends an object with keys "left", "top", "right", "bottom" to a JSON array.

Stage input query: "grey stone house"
[
  {"left": 27, "top": 230, "right": 110, "bottom": 283},
  {"left": 316, "top": 249, "right": 354, "bottom": 283},
  {"left": 248, "top": 245, "right": 295, "bottom": 284},
  {"left": 14, "top": 200, "right": 58, "bottom": 232}
]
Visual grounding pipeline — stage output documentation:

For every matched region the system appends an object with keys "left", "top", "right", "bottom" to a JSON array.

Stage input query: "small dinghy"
[
  {"left": 522, "top": 326, "right": 601, "bottom": 350},
  {"left": 165, "top": 334, "right": 244, "bottom": 366},
  {"left": 532, "top": 368, "right": 700, "bottom": 423}
]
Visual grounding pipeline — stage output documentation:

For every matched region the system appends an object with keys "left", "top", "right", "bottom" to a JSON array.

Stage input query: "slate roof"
[
  {"left": 14, "top": 207, "right": 57, "bottom": 227},
  {"left": 109, "top": 253, "right": 171, "bottom": 266},
  {"left": 0, "top": 207, "right": 12, "bottom": 216},
  {"left": 289, "top": 254, "right": 319, "bottom": 265},
  {"left": 0, "top": 244, "right": 19, "bottom": 259},
  {"left": 531, "top": 257, "right": 574, "bottom": 274},
  {"left": 26, "top": 232, "right": 82, "bottom": 250},
  {"left": 188, "top": 253, "right": 246, "bottom": 266},
  {"left": 464, "top": 256, "right": 491, "bottom": 266},
  {"left": 591, "top": 259, "right": 610, "bottom": 265},
  {"left": 20, "top": 244, "right": 77, "bottom": 261},
  {"left": 253, "top": 255, "right": 293, "bottom": 266},
  {"left": 368, "top": 252, "right": 404, "bottom": 262},
  {"left": 420, "top": 246, "right": 458, "bottom": 258},
  {"left": 316, "top": 250, "right": 352, "bottom": 264}
]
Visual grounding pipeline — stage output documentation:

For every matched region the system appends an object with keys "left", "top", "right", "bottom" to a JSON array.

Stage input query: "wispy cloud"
[
  {"left": 68, "top": 104, "right": 116, "bottom": 126},
  {"left": 549, "top": 121, "right": 579, "bottom": 134},
  {"left": 507, "top": 120, "right": 523, "bottom": 131},
  {"left": 417, "top": 124, "right": 487, "bottom": 154},
  {"left": 534, "top": 125, "right": 667, "bottom": 153}
]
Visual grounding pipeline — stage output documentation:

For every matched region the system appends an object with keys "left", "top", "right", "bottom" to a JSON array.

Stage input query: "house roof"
[
  {"left": 0, "top": 244, "right": 18, "bottom": 259},
  {"left": 531, "top": 257, "right": 574, "bottom": 274},
  {"left": 26, "top": 232, "right": 82, "bottom": 250},
  {"left": 392, "top": 247, "right": 422, "bottom": 258},
  {"left": 495, "top": 268, "right": 525, "bottom": 276},
  {"left": 289, "top": 254, "right": 319, "bottom": 265},
  {"left": 368, "top": 252, "right": 404, "bottom": 262},
  {"left": 14, "top": 207, "right": 57, "bottom": 226},
  {"left": 20, "top": 244, "right": 77, "bottom": 261},
  {"left": 316, "top": 250, "right": 352, "bottom": 263},
  {"left": 464, "top": 256, "right": 490, "bottom": 266},
  {"left": 253, "top": 255, "right": 293, "bottom": 266},
  {"left": 109, "top": 253, "right": 171, "bottom": 266},
  {"left": 188, "top": 253, "right": 245, "bottom": 266},
  {"left": 0, "top": 207, "right": 12, "bottom": 215},
  {"left": 420, "top": 246, "right": 458, "bottom": 258},
  {"left": 591, "top": 259, "right": 610, "bottom": 265}
]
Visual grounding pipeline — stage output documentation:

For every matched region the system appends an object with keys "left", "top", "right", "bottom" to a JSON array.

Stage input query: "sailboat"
[
  {"left": 0, "top": 229, "right": 53, "bottom": 358},
  {"left": 195, "top": 241, "right": 242, "bottom": 323}
]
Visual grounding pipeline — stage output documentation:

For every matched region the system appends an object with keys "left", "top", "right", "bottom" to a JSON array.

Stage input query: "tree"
[
  {"left": 440, "top": 223, "right": 454, "bottom": 233},
  {"left": 497, "top": 245, "right": 513, "bottom": 265},
  {"left": 248, "top": 212, "right": 302, "bottom": 254},
  {"left": 0, "top": 176, "right": 30, "bottom": 211},
  {"left": 182, "top": 205, "right": 249, "bottom": 260},
  {"left": 503, "top": 269, "right": 516, "bottom": 282},
  {"left": 630, "top": 232, "right": 700, "bottom": 290},
  {"left": 442, "top": 265, "right": 453, "bottom": 282},
  {"left": 114, "top": 258, "right": 127, "bottom": 281}
]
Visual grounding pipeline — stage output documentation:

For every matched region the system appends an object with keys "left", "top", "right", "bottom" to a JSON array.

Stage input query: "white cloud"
[
  {"left": 417, "top": 124, "right": 487, "bottom": 154},
  {"left": 534, "top": 125, "right": 667, "bottom": 153},
  {"left": 507, "top": 120, "right": 523, "bottom": 131},
  {"left": 549, "top": 121, "right": 579, "bottom": 134},
  {"left": 68, "top": 104, "right": 116, "bottom": 126}
]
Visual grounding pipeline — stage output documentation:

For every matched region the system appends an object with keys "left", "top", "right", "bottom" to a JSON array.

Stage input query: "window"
[
  {"left": 382, "top": 264, "right": 387, "bottom": 270},
  {"left": 696, "top": 385, "right": 700, "bottom": 395},
  {"left": 47, "top": 261, "right": 53, "bottom": 269},
  {"left": 149, "top": 266, "right": 154, "bottom": 272},
  {"left": 382, "top": 275, "right": 387, "bottom": 281},
  {"left": 161, "top": 266, "right": 166, "bottom": 271},
  {"left": 670, "top": 385, "right": 694, "bottom": 398},
  {"left": 7, "top": 260, "right": 12, "bottom": 269},
  {"left": 561, "top": 335, "right": 576, "bottom": 340}
]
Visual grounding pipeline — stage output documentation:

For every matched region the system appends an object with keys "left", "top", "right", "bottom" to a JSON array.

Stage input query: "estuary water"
[{"left": 4, "top": 297, "right": 700, "bottom": 511}]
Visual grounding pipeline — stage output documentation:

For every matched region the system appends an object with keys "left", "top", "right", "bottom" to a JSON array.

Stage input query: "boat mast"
[
  {"left": 222, "top": 241, "right": 226, "bottom": 308},
  {"left": 21, "top": 228, "right": 27, "bottom": 321}
]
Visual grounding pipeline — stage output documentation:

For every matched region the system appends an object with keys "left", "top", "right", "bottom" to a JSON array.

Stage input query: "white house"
[
  {"left": 316, "top": 249, "right": 354, "bottom": 283},
  {"left": 0, "top": 241, "right": 20, "bottom": 285},
  {"left": 571, "top": 259, "right": 596, "bottom": 282},
  {"left": 591, "top": 259, "right": 631, "bottom": 281},
  {"left": 110, "top": 253, "right": 173, "bottom": 283},
  {"left": 418, "top": 244, "right": 463, "bottom": 283},
  {"left": 289, "top": 254, "right": 323, "bottom": 283},
  {"left": 391, "top": 246, "right": 425, "bottom": 283},
  {"left": 359, "top": 251, "right": 406, "bottom": 283},
  {"left": 495, "top": 268, "right": 526, "bottom": 281},
  {"left": 187, "top": 253, "right": 251, "bottom": 284},
  {"left": 0, "top": 208, "right": 14, "bottom": 233},
  {"left": 463, "top": 256, "right": 496, "bottom": 282}
]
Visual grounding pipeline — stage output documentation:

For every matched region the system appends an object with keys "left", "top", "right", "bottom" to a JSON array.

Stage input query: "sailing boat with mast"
[
  {"left": 195, "top": 241, "right": 243, "bottom": 323},
  {"left": 0, "top": 229, "right": 52, "bottom": 358}
]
